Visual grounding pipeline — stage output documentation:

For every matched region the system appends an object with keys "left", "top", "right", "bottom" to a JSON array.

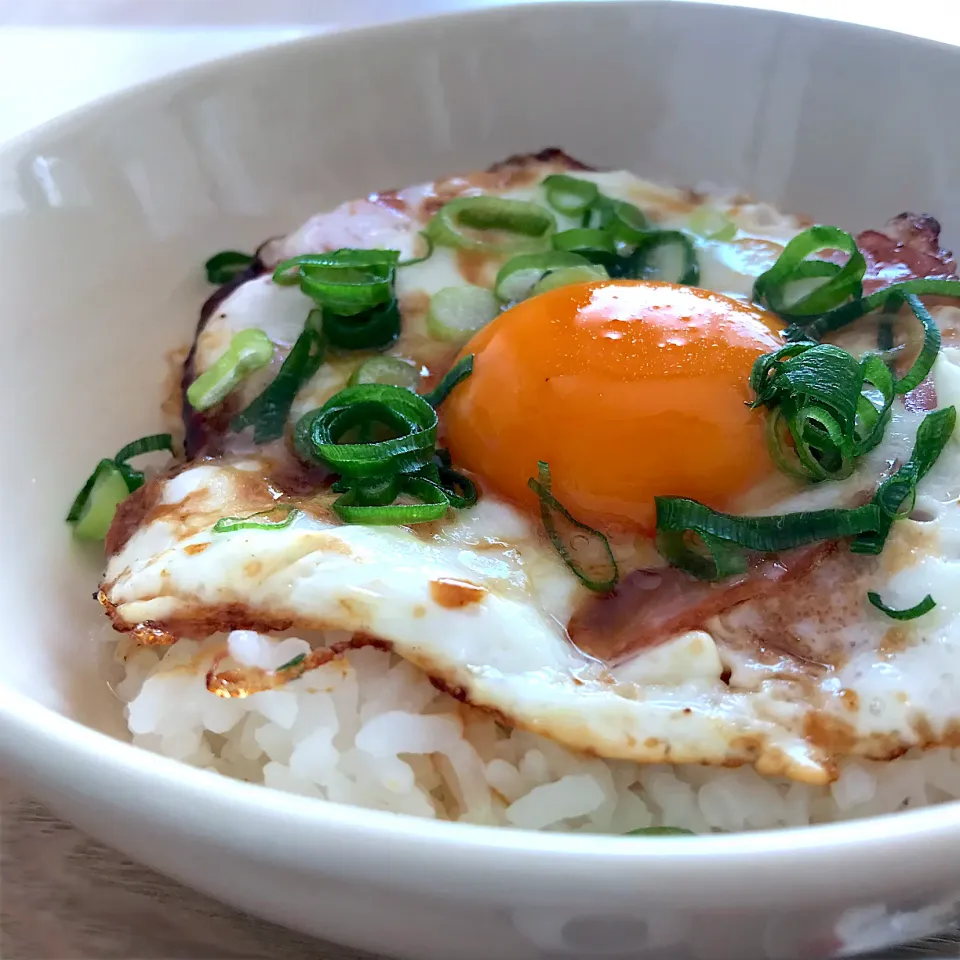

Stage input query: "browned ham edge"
[
  {"left": 181, "top": 251, "right": 265, "bottom": 458},
  {"left": 568, "top": 543, "right": 835, "bottom": 664},
  {"left": 856, "top": 213, "right": 956, "bottom": 294},
  {"left": 856, "top": 213, "right": 956, "bottom": 412}
]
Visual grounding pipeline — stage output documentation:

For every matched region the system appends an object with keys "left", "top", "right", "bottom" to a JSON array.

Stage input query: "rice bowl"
[{"left": 2, "top": 4, "right": 960, "bottom": 957}]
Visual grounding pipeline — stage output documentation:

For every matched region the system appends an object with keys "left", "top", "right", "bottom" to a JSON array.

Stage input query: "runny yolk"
[{"left": 443, "top": 279, "right": 783, "bottom": 533}]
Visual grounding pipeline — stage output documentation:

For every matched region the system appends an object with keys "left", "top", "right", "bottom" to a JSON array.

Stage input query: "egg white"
[{"left": 104, "top": 160, "right": 960, "bottom": 784}]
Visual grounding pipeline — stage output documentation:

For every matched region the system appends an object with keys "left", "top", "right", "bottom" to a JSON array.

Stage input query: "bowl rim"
[{"left": 2, "top": 0, "right": 959, "bottom": 871}]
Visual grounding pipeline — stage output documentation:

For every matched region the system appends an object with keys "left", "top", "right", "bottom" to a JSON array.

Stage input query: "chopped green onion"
[
  {"left": 658, "top": 405, "right": 955, "bottom": 578},
  {"left": 877, "top": 293, "right": 898, "bottom": 356},
  {"left": 205, "top": 250, "right": 255, "bottom": 285},
  {"left": 68, "top": 433, "right": 176, "bottom": 538},
  {"left": 212, "top": 506, "right": 300, "bottom": 534},
  {"left": 277, "top": 653, "right": 307, "bottom": 671},
  {"left": 791, "top": 278, "right": 960, "bottom": 342},
  {"left": 890, "top": 293, "right": 941, "bottom": 395},
  {"left": 349, "top": 356, "right": 420, "bottom": 390},
  {"left": 539, "top": 178, "right": 699, "bottom": 285},
  {"left": 70, "top": 460, "right": 131, "bottom": 540},
  {"left": 856, "top": 354, "right": 895, "bottom": 455},
  {"left": 436, "top": 466, "right": 478, "bottom": 509},
  {"left": 273, "top": 249, "right": 399, "bottom": 316},
  {"left": 494, "top": 251, "right": 595, "bottom": 302},
  {"left": 605, "top": 201, "right": 651, "bottom": 246},
  {"left": 397, "top": 232, "right": 434, "bottom": 267},
  {"left": 541, "top": 174, "right": 599, "bottom": 215},
  {"left": 231, "top": 320, "right": 324, "bottom": 443},
  {"left": 552, "top": 227, "right": 617, "bottom": 267},
  {"left": 333, "top": 475, "right": 450, "bottom": 525},
  {"left": 611, "top": 230, "right": 699, "bottom": 284},
  {"left": 186, "top": 328, "right": 274, "bottom": 412},
  {"left": 528, "top": 461, "right": 619, "bottom": 593},
  {"left": 852, "top": 406, "right": 956, "bottom": 555},
  {"left": 655, "top": 496, "right": 885, "bottom": 581},
  {"left": 531, "top": 263, "right": 609, "bottom": 296},
  {"left": 109, "top": 432, "right": 177, "bottom": 493},
  {"left": 688, "top": 206, "right": 737, "bottom": 242},
  {"left": 867, "top": 592, "right": 936, "bottom": 621},
  {"left": 421, "top": 354, "right": 474, "bottom": 408},
  {"left": 785, "top": 287, "right": 946, "bottom": 398},
  {"left": 112, "top": 434, "right": 175, "bottom": 465},
  {"left": 580, "top": 197, "right": 651, "bottom": 245},
  {"left": 749, "top": 342, "right": 893, "bottom": 482},
  {"left": 294, "top": 384, "right": 438, "bottom": 480},
  {"left": 625, "top": 826, "right": 696, "bottom": 837},
  {"left": 322, "top": 298, "right": 402, "bottom": 351},
  {"left": 423, "top": 449, "right": 478, "bottom": 509},
  {"left": 272, "top": 249, "right": 403, "bottom": 352},
  {"left": 427, "top": 286, "right": 499, "bottom": 342},
  {"left": 752, "top": 226, "right": 866, "bottom": 320},
  {"left": 426, "top": 197, "right": 556, "bottom": 254}
]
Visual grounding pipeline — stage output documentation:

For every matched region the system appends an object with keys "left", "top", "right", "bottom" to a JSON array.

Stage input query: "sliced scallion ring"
[
  {"left": 205, "top": 250, "right": 255, "bottom": 285},
  {"left": 852, "top": 405, "right": 956, "bottom": 555},
  {"left": 333, "top": 476, "right": 450, "bottom": 525},
  {"left": 688, "top": 206, "right": 737, "bottom": 242},
  {"left": 231, "top": 319, "right": 325, "bottom": 443},
  {"left": 294, "top": 384, "right": 438, "bottom": 480},
  {"left": 322, "top": 298, "right": 402, "bottom": 351},
  {"left": 68, "top": 432, "right": 176, "bottom": 538},
  {"left": 427, "top": 286, "right": 499, "bottom": 342},
  {"left": 349, "top": 356, "right": 420, "bottom": 390},
  {"left": 273, "top": 249, "right": 400, "bottom": 316},
  {"left": 607, "top": 201, "right": 651, "bottom": 247},
  {"left": 277, "top": 653, "right": 306, "bottom": 671},
  {"left": 186, "top": 328, "right": 274, "bottom": 412},
  {"left": 112, "top": 434, "right": 175, "bottom": 464},
  {"left": 494, "top": 251, "right": 594, "bottom": 302},
  {"left": 622, "top": 230, "right": 700, "bottom": 285},
  {"left": 541, "top": 174, "right": 599, "bottom": 215},
  {"left": 891, "top": 293, "right": 941, "bottom": 395},
  {"left": 212, "top": 506, "right": 301, "bottom": 534},
  {"left": 421, "top": 354, "right": 474, "bottom": 408},
  {"left": 753, "top": 226, "right": 866, "bottom": 320},
  {"left": 531, "top": 263, "right": 608, "bottom": 296},
  {"left": 655, "top": 496, "right": 886, "bottom": 581},
  {"left": 70, "top": 460, "right": 131, "bottom": 540},
  {"left": 397, "top": 232, "right": 434, "bottom": 267},
  {"left": 867, "top": 591, "right": 936, "bottom": 621},
  {"left": 436, "top": 466, "right": 478, "bottom": 509},
  {"left": 528, "top": 461, "right": 619, "bottom": 593},
  {"left": 790, "top": 278, "right": 960, "bottom": 342},
  {"left": 552, "top": 227, "right": 617, "bottom": 267},
  {"left": 749, "top": 342, "right": 895, "bottom": 482},
  {"left": 426, "top": 196, "right": 556, "bottom": 253}
]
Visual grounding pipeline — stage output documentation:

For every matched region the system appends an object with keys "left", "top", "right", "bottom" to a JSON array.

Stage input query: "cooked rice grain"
[{"left": 117, "top": 633, "right": 960, "bottom": 833}]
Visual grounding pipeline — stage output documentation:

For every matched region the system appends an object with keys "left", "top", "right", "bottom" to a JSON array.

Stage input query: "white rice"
[{"left": 116, "top": 632, "right": 960, "bottom": 833}]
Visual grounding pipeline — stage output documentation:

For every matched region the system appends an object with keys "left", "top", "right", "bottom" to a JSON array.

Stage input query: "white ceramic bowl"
[{"left": 1, "top": 4, "right": 959, "bottom": 958}]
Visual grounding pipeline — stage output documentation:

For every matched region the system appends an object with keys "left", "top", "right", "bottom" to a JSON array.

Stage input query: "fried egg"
[{"left": 100, "top": 153, "right": 960, "bottom": 785}]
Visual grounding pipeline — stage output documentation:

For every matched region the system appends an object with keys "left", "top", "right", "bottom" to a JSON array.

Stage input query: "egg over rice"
[{"left": 76, "top": 150, "right": 960, "bottom": 834}]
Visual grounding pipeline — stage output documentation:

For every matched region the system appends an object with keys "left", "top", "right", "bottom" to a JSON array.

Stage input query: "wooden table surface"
[{"left": 0, "top": 778, "right": 369, "bottom": 960}]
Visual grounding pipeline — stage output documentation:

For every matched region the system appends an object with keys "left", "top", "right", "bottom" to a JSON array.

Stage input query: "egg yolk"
[{"left": 443, "top": 280, "right": 783, "bottom": 533}]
